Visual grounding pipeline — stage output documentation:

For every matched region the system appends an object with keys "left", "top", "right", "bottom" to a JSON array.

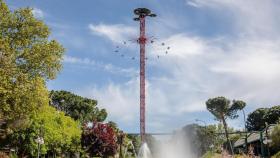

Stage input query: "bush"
[
  {"left": 272, "top": 151, "right": 280, "bottom": 158},
  {"left": 202, "top": 151, "right": 220, "bottom": 158},
  {"left": 82, "top": 122, "right": 118, "bottom": 157},
  {"left": 272, "top": 124, "right": 280, "bottom": 150}
]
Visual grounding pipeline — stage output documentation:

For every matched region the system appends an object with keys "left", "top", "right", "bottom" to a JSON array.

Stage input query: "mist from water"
[
  {"left": 137, "top": 143, "right": 152, "bottom": 158},
  {"left": 137, "top": 131, "right": 197, "bottom": 158}
]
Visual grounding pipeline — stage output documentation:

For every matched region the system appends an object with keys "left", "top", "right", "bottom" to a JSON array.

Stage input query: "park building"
[{"left": 234, "top": 124, "right": 276, "bottom": 157}]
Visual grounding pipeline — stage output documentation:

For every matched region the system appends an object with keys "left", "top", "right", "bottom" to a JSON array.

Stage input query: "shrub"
[
  {"left": 272, "top": 151, "right": 280, "bottom": 158},
  {"left": 82, "top": 122, "right": 118, "bottom": 157},
  {"left": 271, "top": 124, "right": 280, "bottom": 150}
]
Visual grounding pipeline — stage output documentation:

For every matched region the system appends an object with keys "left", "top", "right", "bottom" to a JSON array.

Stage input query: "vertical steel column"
[
  {"left": 133, "top": 8, "right": 156, "bottom": 143},
  {"left": 139, "top": 16, "right": 146, "bottom": 142}
]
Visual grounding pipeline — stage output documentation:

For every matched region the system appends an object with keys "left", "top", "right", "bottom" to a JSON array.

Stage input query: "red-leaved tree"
[{"left": 82, "top": 122, "right": 118, "bottom": 157}]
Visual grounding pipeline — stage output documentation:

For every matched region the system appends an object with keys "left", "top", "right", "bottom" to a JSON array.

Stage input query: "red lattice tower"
[{"left": 133, "top": 8, "right": 156, "bottom": 143}]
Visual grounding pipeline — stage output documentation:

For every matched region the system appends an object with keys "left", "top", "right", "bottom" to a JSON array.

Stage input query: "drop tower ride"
[{"left": 133, "top": 8, "right": 156, "bottom": 143}]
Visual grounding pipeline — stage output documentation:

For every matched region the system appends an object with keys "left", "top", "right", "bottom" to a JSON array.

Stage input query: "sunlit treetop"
[{"left": 0, "top": 0, "right": 65, "bottom": 131}]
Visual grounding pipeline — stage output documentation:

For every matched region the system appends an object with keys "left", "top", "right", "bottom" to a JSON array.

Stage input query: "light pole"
[{"left": 35, "top": 137, "right": 44, "bottom": 158}]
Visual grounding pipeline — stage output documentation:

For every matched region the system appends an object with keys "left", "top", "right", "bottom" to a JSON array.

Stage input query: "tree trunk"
[{"left": 221, "top": 117, "right": 234, "bottom": 156}]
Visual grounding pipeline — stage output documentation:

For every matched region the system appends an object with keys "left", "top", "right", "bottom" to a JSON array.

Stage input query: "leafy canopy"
[
  {"left": 4, "top": 106, "right": 81, "bottom": 157},
  {"left": 0, "top": 0, "right": 64, "bottom": 128},
  {"left": 271, "top": 124, "right": 280, "bottom": 150},
  {"left": 181, "top": 124, "right": 227, "bottom": 156},
  {"left": 246, "top": 105, "right": 280, "bottom": 131},
  {"left": 50, "top": 90, "right": 107, "bottom": 123},
  {"left": 206, "top": 96, "right": 246, "bottom": 120},
  {"left": 82, "top": 122, "right": 118, "bottom": 157},
  {"left": 206, "top": 96, "right": 246, "bottom": 154}
]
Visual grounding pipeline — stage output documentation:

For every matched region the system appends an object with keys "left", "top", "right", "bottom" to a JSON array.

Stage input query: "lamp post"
[{"left": 35, "top": 137, "right": 44, "bottom": 158}]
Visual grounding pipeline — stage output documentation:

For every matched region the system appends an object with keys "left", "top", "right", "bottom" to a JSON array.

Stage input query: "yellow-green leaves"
[
  {"left": 5, "top": 106, "right": 81, "bottom": 156},
  {"left": 0, "top": 0, "right": 64, "bottom": 132},
  {"left": 271, "top": 124, "right": 280, "bottom": 149},
  {"left": 34, "top": 106, "right": 81, "bottom": 154},
  {"left": 0, "top": 4, "right": 64, "bottom": 80}
]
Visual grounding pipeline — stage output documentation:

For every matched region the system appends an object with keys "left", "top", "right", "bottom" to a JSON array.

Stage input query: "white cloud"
[
  {"left": 207, "top": 39, "right": 280, "bottom": 105},
  {"left": 79, "top": 79, "right": 140, "bottom": 124},
  {"left": 211, "top": 40, "right": 280, "bottom": 81},
  {"left": 186, "top": 0, "right": 280, "bottom": 37},
  {"left": 63, "top": 55, "right": 138, "bottom": 77},
  {"left": 78, "top": 0, "right": 280, "bottom": 131},
  {"left": 32, "top": 8, "right": 44, "bottom": 19},
  {"left": 150, "top": 34, "right": 220, "bottom": 58},
  {"left": 88, "top": 23, "right": 137, "bottom": 43},
  {"left": 79, "top": 35, "right": 280, "bottom": 131},
  {"left": 186, "top": 1, "right": 201, "bottom": 8},
  {"left": 64, "top": 55, "right": 94, "bottom": 65},
  {"left": 78, "top": 75, "right": 209, "bottom": 131}
]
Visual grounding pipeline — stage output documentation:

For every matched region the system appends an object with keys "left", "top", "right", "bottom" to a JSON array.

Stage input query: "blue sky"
[{"left": 6, "top": 0, "right": 280, "bottom": 133}]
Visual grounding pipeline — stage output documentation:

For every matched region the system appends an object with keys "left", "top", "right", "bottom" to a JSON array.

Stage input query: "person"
[{"left": 248, "top": 145, "right": 255, "bottom": 158}]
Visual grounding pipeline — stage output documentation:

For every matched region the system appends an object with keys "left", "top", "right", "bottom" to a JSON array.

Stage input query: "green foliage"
[
  {"left": 0, "top": 76, "right": 49, "bottom": 132},
  {"left": 0, "top": 1, "right": 89, "bottom": 157},
  {"left": 246, "top": 106, "right": 280, "bottom": 131},
  {"left": 271, "top": 124, "right": 280, "bottom": 150},
  {"left": 0, "top": 0, "right": 64, "bottom": 133},
  {"left": 126, "top": 134, "right": 141, "bottom": 154},
  {"left": 181, "top": 124, "right": 226, "bottom": 156},
  {"left": 272, "top": 151, "right": 280, "bottom": 158},
  {"left": 4, "top": 106, "right": 81, "bottom": 157},
  {"left": 202, "top": 151, "right": 220, "bottom": 158},
  {"left": 50, "top": 90, "right": 107, "bottom": 123},
  {"left": 206, "top": 97, "right": 246, "bottom": 120},
  {"left": 265, "top": 106, "right": 280, "bottom": 124},
  {"left": 36, "top": 106, "right": 81, "bottom": 155},
  {"left": 108, "top": 121, "right": 118, "bottom": 131},
  {"left": 246, "top": 108, "right": 268, "bottom": 131}
]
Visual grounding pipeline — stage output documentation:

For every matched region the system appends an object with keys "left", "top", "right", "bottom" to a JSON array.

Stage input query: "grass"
[
  {"left": 272, "top": 151, "right": 280, "bottom": 158},
  {"left": 202, "top": 151, "right": 221, "bottom": 158}
]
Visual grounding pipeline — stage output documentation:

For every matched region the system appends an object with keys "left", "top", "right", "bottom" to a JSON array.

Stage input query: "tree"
[
  {"left": 50, "top": 90, "right": 107, "bottom": 123},
  {"left": 264, "top": 106, "right": 280, "bottom": 124},
  {"left": 271, "top": 124, "right": 280, "bottom": 151},
  {"left": 2, "top": 106, "right": 81, "bottom": 157},
  {"left": 246, "top": 106, "right": 280, "bottom": 131},
  {"left": 206, "top": 96, "right": 246, "bottom": 154},
  {"left": 0, "top": 0, "right": 64, "bottom": 134},
  {"left": 126, "top": 134, "right": 141, "bottom": 156},
  {"left": 246, "top": 108, "right": 269, "bottom": 131},
  {"left": 82, "top": 122, "right": 118, "bottom": 158}
]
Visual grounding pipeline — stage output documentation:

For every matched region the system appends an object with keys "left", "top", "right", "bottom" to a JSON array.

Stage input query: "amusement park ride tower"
[{"left": 133, "top": 8, "right": 156, "bottom": 143}]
